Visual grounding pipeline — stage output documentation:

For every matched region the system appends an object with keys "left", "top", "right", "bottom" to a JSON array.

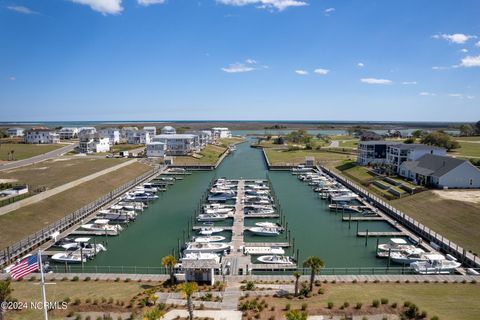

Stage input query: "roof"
[
  {"left": 161, "top": 126, "right": 176, "bottom": 130},
  {"left": 401, "top": 154, "right": 468, "bottom": 178},
  {"left": 358, "top": 140, "right": 400, "bottom": 146},
  {"left": 182, "top": 259, "right": 221, "bottom": 269},
  {"left": 8, "top": 127, "right": 24, "bottom": 131},
  {"left": 389, "top": 143, "right": 445, "bottom": 151},
  {"left": 155, "top": 134, "right": 197, "bottom": 139}
]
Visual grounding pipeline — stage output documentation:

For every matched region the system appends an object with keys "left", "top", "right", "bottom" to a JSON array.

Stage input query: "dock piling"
[{"left": 365, "top": 229, "right": 369, "bottom": 246}]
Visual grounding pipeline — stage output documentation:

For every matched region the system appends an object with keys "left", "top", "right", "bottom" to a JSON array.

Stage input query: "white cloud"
[
  {"left": 476, "top": 41, "right": 480, "bottom": 48},
  {"left": 68, "top": 0, "right": 123, "bottom": 15},
  {"left": 357, "top": 62, "right": 364, "bottom": 67},
  {"left": 360, "top": 78, "right": 392, "bottom": 85},
  {"left": 7, "top": 5, "right": 38, "bottom": 14},
  {"left": 295, "top": 70, "right": 308, "bottom": 75},
  {"left": 216, "top": 0, "right": 308, "bottom": 11},
  {"left": 138, "top": 0, "right": 166, "bottom": 6},
  {"left": 432, "top": 66, "right": 449, "bottom": 70},
  {"left": 460, "top": 48, "right": 468, "bottom": 53},
  {"left": 9, "top": 76, "right": 16, "bottom": 81},
  {"left": 448, "top": 93, "right": 475, "bottom": 99},
  {"left": 460, "top": 55, "right": 480, "bottom": 67},
  {"left": 324, "top": 7, "right": 335, "bottom": 15},
  {"left": 432, "top": 33, "right": 476, "bottom": 44},
  {"left": 314, "top": 68, "right": 329, "bottom": 75},
  {"left": 419, "top": 92, "right": 436, "bottom": 96},
  {"left": 402, "top": 81, "right": 417, "bottom": 85},
  {"left": 222, "top": 59, "right": 258, "bottom": 73}
]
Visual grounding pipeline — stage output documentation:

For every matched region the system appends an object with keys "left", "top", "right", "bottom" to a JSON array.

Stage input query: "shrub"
[
  {"left": 327, "top": 302, "right": 334, "bottom": 309},
  {"left": 372, "top": 299, "right": 380, "bottom": 308},
  {"left": 355, "top": 302, "right": 362, "bottom": 310},
  {"left": 63, "top": 297, "right": 71, "bottom": 304},
  {"left": 115, "top": 277, "right": 120, "bottom": 282},
  {"left": 73, "top": 298, "right": 81, "bottom": 305},
  {"left": 431, "top": 316, "right": 439, "bottom": 320},
  {"left": 85, "top": 298, "right": 91, "bottom": 304},
  {"left": 343, "top": 302, "right": 350, "bottom": 308},
  {"left": 246, "top": 281, "right": 255, "bottom": 291},
  {"left": 301, "top": 303, "right": 308, "bottom": 310},
  {"left": 420, "top": 310, "right": 428, "bottom": 318},
  {"left": 404, "top": 301, "right": 412, "bottom": 307},
  {"left": 380, "top": 298, "right": 388, "bottom": 305},
  {"left": 285, "top": 303, "right": 291, "bottom": 311},
  {"left": 317, "top": 288, "right": 325, "bottom": 294},
  {"left": 125, "top": 278, "right": 131, "bottom": 282},
  {"left": 72, "top": 276, "right": 79, "bottom": 282},
  {"left": 84, "top": 276, "right": 91, "bottom": 281},
  {"left": 391, "top": 302, "right": 397, "bottom": 308}
]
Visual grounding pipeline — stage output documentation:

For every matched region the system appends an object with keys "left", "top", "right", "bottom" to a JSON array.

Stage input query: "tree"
[
  {"left": 420, "top": 131, "right": 460, "bottom": 151},
  {"left": 459, "top": 124, "right": 475, "bottom": 137},
  {"left": 404, "top": 137, "right": 415, "bottom": 144},
  {"left": 411, "top": 130, "right": 424, "bottom": 139},
  {"left": 475, "top": 121, "right": 480, "bottom": 135},
  {"left": 302, "top": 256, "right": 325, "bottom": 292},
  {"left": 293, "top": 272, "right": 301, "bottom": 296},
  {"left": 0, "top": 280, "right": 13, "bottom": 320},
  {"left": 285, "top": 310, "right": 308, "bottom": 320},
  {"left": 180, "top": 282, "right": 198, "bottom": 320},
  {"left": 161, "top": 255, "right": 177, "bottom": 285}
]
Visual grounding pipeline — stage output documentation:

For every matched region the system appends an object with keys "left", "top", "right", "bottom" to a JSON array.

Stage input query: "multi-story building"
[
  {"left": 79, "top": 133, "right": 110, "bottom": 154},
  {"left": 386, "top": 144, "right": 447, "bottom": 173},
  {"left": 98, "top": 128, "right": 120, "bottom": 145},
  {"left": 7, "top": 127, "right": 24, "bottom": 137},
  {"left": 160, "top": 126, "right": 176, "bottom": 135},
  {"left": 58, "top": 127, "right": 79, "bottom": 140},
  {"left": 146, "top": 141, "right": 166, "bottom": 157},
  {"left": 152, "top": 134, "right": 199, "bottom": 155},
  {"left": 211, "top": 127, "right": 232, "bottom": 140},
  {"left": 187, "top": 130, "right": 211, "bottom": 147},
  {"left": 120, "top": 127, "right": 138, "bottom": 142},
  {"left": 128, "top": 130, "right": 151, "bottom": 144},
  {"left": 24, "top": 128, "right": 60, "bottom": 144},
  {"left": 356, "top": 140, "right": 398, "bottom": 165},
  {"left": 143, "top": 126, "right": 157, "bottom": 137},
  {"left": 78, "top": 127, "right": 97, "bottom": 137}
]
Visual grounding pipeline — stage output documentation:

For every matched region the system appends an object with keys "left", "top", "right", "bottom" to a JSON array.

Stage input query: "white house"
[
  {"left": 386, "top": 144, "right": 447, "bottom": 173},
  {"left": 98, "top": 128, "right": 120, "bottom": 145},
  {"left": 187, "top": 131, "right": 212, "bottom": 147},
  {"left": 79, "top": 134, "right": 110, "bottom": 154},
  {"left": 7, "top": 128, "right": 24, "bottom": 137},
  {"left": 160, "top": 126, "right": 176, "bottom": 135},
  {"left": 58, "top": 127, "right": 79, "bottom": 140},
  {"left": 25, "top": 128, "right": 60, "bottom": 144},
  {"left": 212, "top": 127, "right": 232, "bottom": 139},
  {"left": 121, "top": 127, "right": 138, "bottom": 142},
  {"left": 356, "top": 141, "right": 398, "bottom": 165},
  {"left": 143, "top": 126, "right": 157, "bottom": 137},
  {"left": 146, "top": 142, "right": 166, "bottom": 158},
  {"left": 152, "top": 134, "right": 198, "bottom": 155},
  {"left": 128, "top": 130, "right": 151, "bottom": 145},
  {"left": 399, "top": 154, "right": 480, "bottom": 188},
  {"left": 78, "top": 127, "right": 97, "bottom": 137}
]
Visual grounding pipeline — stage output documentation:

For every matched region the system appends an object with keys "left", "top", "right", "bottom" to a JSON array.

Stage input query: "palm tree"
[
  {"left": 0, "top": 280, "right": 13, "bottom": 320},
  {"left": 293, "top": 271, "right": 301, "bottom": 296},
  {"left": 285, "top": 310, "right": 308, "bottom": 320},
  {"left": 161, "top": 255, "right": 177, "bottom": 285},
  {"left": 302, "top": 256, "right": 325, "bottom": 292},
  {"left": 180, "top": 282, "right": 198, "bottom": 320}
]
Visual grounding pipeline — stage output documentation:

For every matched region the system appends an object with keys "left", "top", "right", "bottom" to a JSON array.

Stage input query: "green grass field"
[
  {"left": 111, "top": 144, "right": 144, "bottom": 153},
  {"left": 0, "top": 144, "right": 64, "bottom": 161},
  {"left": 265, "top": 149, "right": 354, "bottom": 166},
  {"left": 454, "top": 142, "right": 480, "bottom": 158},
  {"left": 173, "top": 144, "right": 228, "bottom": 165},
  {"left": 0, "top": 162, "right": 152, "bottom": 248},
  {"left": 338, "top": 139, "right": 358, "bottom": 149}
]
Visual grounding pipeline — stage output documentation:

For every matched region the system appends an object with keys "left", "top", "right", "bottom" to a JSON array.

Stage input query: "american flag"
[{"left": 9, "top": 255, "right": 39, "bottom": 280}]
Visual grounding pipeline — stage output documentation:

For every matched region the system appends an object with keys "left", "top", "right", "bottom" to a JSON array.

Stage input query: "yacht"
[
  {"left": 198, "top": 227, "right": 224, "bottom": 235},
  {"left": 389, "top": 248, "right": 428, "bottom": 264},
  {"left": 328, "top": 204, "right": 361, "bottom": 213},
  {"left": 257, "top": 255, "right": 294, "bottom": 265},
  {"left": 208, "top": 192, "right": 235, "bottom": 202},
  {"left": 245, "top": 207, "right": 276, "bottom": 215},
  {"left": 193, "top": 236, "right": 226, "bottom": 243},
  {"left": 183, "top": 242, "right": 230, "bottom": 254},
  {"left": 377, "top": 238, "right": 416, "bottom": 252},
  {"left": 203, "top": 207, "right": 234, "bottom": 215},
  {"left": 411, "top": 254, "right": 461, "bottom": 274},
  {"left": 160, "top": 177, "right": 175, "bottom": 182},
  {"left": 51, "top": 252, "right": 86, "bottom": 264},
  {"left": 58, "top": 237, "right": 106, "bottom": 257},
  {"left": 80, "top": 219, "right": 123, "bottom": 235},
  {"left": 255, "top": 221, "right": 282, "bottom": 228},
  {"left": 197, "top": 213, "right": 230, "bottom": 222},
  {"left": 245, "top": 189, "right": 270, "bottom": 196},
  {"left": 291, "top": 166, "right": 312, "bottom": 174},
  {"left": 97, "top": 208, "right": 136, "bottom": 223},
  {"left": 125, "top": 191, "right": 158, "bottom": 202},
  {"left": 248, "top": 227, "right": 281, "bottom": 237}
]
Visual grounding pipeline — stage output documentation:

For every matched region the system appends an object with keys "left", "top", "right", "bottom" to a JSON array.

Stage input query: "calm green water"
[{"left": 80, "top": 138, "right": 397, "bottom": 269}]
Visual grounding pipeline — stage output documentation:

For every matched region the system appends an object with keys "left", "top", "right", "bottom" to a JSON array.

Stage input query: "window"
[{"left": 470, "top": 179, "right": 473, "bottom": 186}]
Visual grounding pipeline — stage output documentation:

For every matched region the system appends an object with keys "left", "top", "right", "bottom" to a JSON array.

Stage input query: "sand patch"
[
  {"left": 0, "top": 179, "right": 18, "bottom": 184},
  {"left": 431, "top": 190, "right": 480, "bottom": 204}
]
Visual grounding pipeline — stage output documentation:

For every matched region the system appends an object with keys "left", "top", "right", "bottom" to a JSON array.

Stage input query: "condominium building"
[
  {"left": 152, "top": 134, "right": 199, "bottom": 155},
  {"left": 98, "top": 128, "right": 120, "bottom": 145},
  {"left": 58, "top": 127, "right": 79, "bottom": 140},
  {"left": 24, "top": 128, "right": 60, "bottom": 144},
  {"left": 79, "top": 133, "right": 110, "bottom": 154}
]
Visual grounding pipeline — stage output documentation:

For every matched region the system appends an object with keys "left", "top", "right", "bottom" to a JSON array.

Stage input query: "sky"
[{"left": 0, "top": 0, "right": 479, "bottom": 122}]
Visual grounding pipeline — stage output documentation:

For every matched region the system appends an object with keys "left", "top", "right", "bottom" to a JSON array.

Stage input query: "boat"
[
  {"left": 244, "top": 246, "right": 285, "bottom": 255},
  {"left": 388, "top": 248, "right": 428, "bottom": 264},
  {"left": 208, "top": 192, "right": 236, "bottom": 202},
  {"left": 328, "top": 204, "right": 361, "bottom": 213},
  {"left": 197, "top": 213, "right": 230, "bottom": 222},
  {"left": 245, "top": 189, "right": 270, "bottom": 196},
  {"left": 80, "top": 219, "right": 123, "bottom": 235},
  {"left": 245, "top": 207, "right": 276, "bottom": 215},
  {"left": 255, "top": 222, "right": 282, "bottom": 229},
  {"left": 58, "top": 237, "right": 107, "bottom": 256},
  {"left": 229, "top": 145, "right": 237, "bottom": 152},
  {"left": 160, "top": 177, "right": 175, "bottom": 181},
  {"left": 193, "top": 236, "right": 226, "bottom": 243},
  {"left": 198, "top": 227, "right": 224, "bottom": 235},
  {"left": 183, "top": 242, "right": 230, "bottom": 254},
  {"left": 125, "top": 191, "right": 158, "bottom": 202},
  {"left": 51, "top": 252, "right": 86, "bottom": 264},
  {"left": 203, "top": 207, "right": 234, "bottom": 215},
  {"left": 377, "top": 238, "right": 416, "bottom": 252},
  {"left": 410, "top": 254, "right": 461, "bottom": 274},
  {"left": 248, "top": 227, "right": 281, "bottom": 237},
  {"left": 257, "top": 255, "right": 294, "bottom": 265},
  {"left": 97, "top": 208, "right": 136, "bottom": 223}
]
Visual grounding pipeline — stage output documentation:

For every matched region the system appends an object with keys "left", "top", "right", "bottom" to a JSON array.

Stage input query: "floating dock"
[
  {"left": 342, "top": 216, "right": 386, "bottom": 221},
  {"left": 357, "top": 231, "right": 406, "bottom": 237}
]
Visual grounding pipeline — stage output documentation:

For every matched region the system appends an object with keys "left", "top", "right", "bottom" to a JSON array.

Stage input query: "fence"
[
  {"left": 319, "top": 165, "right": 480, "bottom": 268},
  {"left": 49, "top": 265, "right": 169, "bottom": 275},
  {"left": 0, "top": 166, "right": 165, "bottom": 267}
]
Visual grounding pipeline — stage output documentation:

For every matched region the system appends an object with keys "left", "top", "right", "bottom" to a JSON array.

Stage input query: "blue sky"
[{"left": 0, "top": 0, "right": 479, "bottom": 122}]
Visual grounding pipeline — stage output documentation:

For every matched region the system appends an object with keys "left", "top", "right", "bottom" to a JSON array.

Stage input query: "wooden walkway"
[
  {"left": 244, "top": 242, "right": 290, "bottom": 247},
  {"left": 357, "top": 231, "right": 406, "bottom": 237},
  {"left": 342, "top": 216, "right": 386, "bottom": 221}
]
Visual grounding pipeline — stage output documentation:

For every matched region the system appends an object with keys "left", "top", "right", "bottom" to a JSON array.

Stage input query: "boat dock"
[
  {"left": 192, "top": 226, "right": 234, "bottom": 231},
  {"left": 357, "top": 231, "right": 406, "bottom": 237},
  {"left": 251, "top": 264, "right": 297, "bottom": 271},
  {"left": 244, "top": 242, "right": 290, "bottom": 247},
  {"left": 244, "top": 214, "right": 280, "bottom": 218},
  {"left": 341, "top": 216, "right": 387, "bottom": 221},
  {"left": 70, "top": 230, "right": 120, "bottom": 236}
]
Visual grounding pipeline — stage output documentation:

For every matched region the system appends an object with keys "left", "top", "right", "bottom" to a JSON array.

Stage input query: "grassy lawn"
[
  {"left": 0, "top": 162, "right": 151, "bottom": 249},
  {"left": 338, "top": 162, "right": 377, "bottom": 184},
  {"left": 0, "top": 144, "right": 64, "bottom": 161},
  {"left": 391, "top": 190, "right": 480, "bottom": 255},
  {"left": 259, "top": 283, "right": 480, "bottom": 320},
  {"left": 111, "top": 144, "right": 144, "bottom": 153},
  {"left": 218, "top": 137, "right": 245, "bottom": 147},
  {"left": 453, "top": 142, "right": 480, "bottom": 158},
  {"left": 2, "top": 158, "right": 129, "bottom": 190},
  {"left": 338, "top": 139, "right": 358, "bottom": 149},
  {"left": 455, "top": 136, "right": 480, "bottom": 142},
  {"left": 173, "top": 144, "right": 228, "bottom": 165},
  {"left": 265, "top": 149, "right": 354, "bottom": 166}
]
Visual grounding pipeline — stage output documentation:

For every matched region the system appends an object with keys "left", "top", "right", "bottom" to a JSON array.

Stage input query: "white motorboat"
[
  {"left": 197, "top": 213, "right": 230, "bottom": 222},
  {"left": 198, "top": 227, "right": 224, "bottom": 235},
  {"left": 245, "top": 207, "right": 276, "bottom": 215},
  {"left": 245, "top": 189, "right": 270, "bottom": 196},
  {"left": 328, "top": 204, "right": 361, "bottom": 213},
  {"left": 59, "top": 237, "right": 106, "bottom": 257},
  {"left": 97, "top": 209, "right": 136, "bottom": 223},
  {"left": 257, "top": 255, "right": 294, "bottom": 265},
  {"left": 160, "top": 177, "right": 175, "bottom": 181},
  {"left": 410, "top": 254, "right": 461, "bottom": 274},
  {"left": 244, "top": 246, "right": 285, "bottom": 255},
  {"left": 248, "top": 227, "right": 281, "bottom": 237},
  {"left": 255, "top": 221, "right": 281, "bottom": 228},
  {"left": 208, "top": 192, "right": 235, "bottom": 202},
  {"left": 80, "top": 219, "right": 123, "bottom": 235},
  {"left": 330, "top": 193, "right": 358, "bottom": 202},
  {"left": 183, "top": 242, "right": 230, "bottom": 254},
  {"left": 51, "top": 252, "right": 86, "bottom": 264},
  {"left": 377, "top": 238, "right": 415, "bottom": 252},
  {"left": 203, "top": 207, "right": 234, "bottom": 215},
  {"left": 125, "top": 191, "right": 158, "bottom": 202},
  {"left": 389, "top": 248, "right": 428, "bottom": 264},
  {"left": 193, "top": 236, "right": 226, "bottom": 243},
  {"left": 180, "top": 252, "right": 220, "bottom": 263}
]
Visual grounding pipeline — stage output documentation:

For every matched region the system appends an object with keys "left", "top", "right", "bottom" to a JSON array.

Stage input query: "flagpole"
[{"left": 38, "top": 251, "right": 49, "bottom": 320}]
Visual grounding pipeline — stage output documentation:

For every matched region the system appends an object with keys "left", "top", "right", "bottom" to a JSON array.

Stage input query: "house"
[
  {"left": 78, "top": 127, "right": 97, "bottom": 138},
  {"left": 181, "top": 257, "right": 221, "bottom": 285},
  {"left": 120, "top": 127, "right": 138, "bottom": 142},
  {"left": 58, "top": 127, "right": 79, "bottom": 140},
  {"left": 211, "top": 127, "right": 232, "bottom": 139},
  {"left": 7, "top": 127, "right": 24, "bottom": 137},
  {"left": 399, "top": 154, "right": 480, "bottom": 188},
  {"left": 146, "top": 142, "right": 166, "bottom": 158},
  {"left": 386, "top": 144, "right": 447, "bottom": 173},
  {"left": 356, "top": 141, "right": 398, "bottom": 165},
  {"left": 160, "top": 126, "right": 176, "bottom": 135},
  {"left": 127, "top": 130, "right": 151, "bottom": 144},
  {"left": 79, "top": 133, "right": 110, "bottom": 154},
  {"left": 143, "top": 126, "right": 157, "bottom": 137},
  {"left": 187, "top": 130, "right": 211, "bottom": 147},
  {"left": 152, "top": 134, "right": 199, "bottom": 155},
  {"left": 98, "top": 128, "right": 120, "bottom": 145},
  {"left": 358, "top": 131, "right": 383, "bottom": 141},
  {"left": 24, "top": 128, "right": 60, "bottom": 144}
]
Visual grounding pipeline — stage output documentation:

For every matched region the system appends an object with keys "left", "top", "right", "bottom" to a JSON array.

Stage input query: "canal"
[{"left": 83, "top": 136, "right": 399, "bottom": 270}]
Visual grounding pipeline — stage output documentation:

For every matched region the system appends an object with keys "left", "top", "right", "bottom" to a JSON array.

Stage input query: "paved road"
[{"left": 0, "top": 143, "right": 77, "bottom": 171}]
